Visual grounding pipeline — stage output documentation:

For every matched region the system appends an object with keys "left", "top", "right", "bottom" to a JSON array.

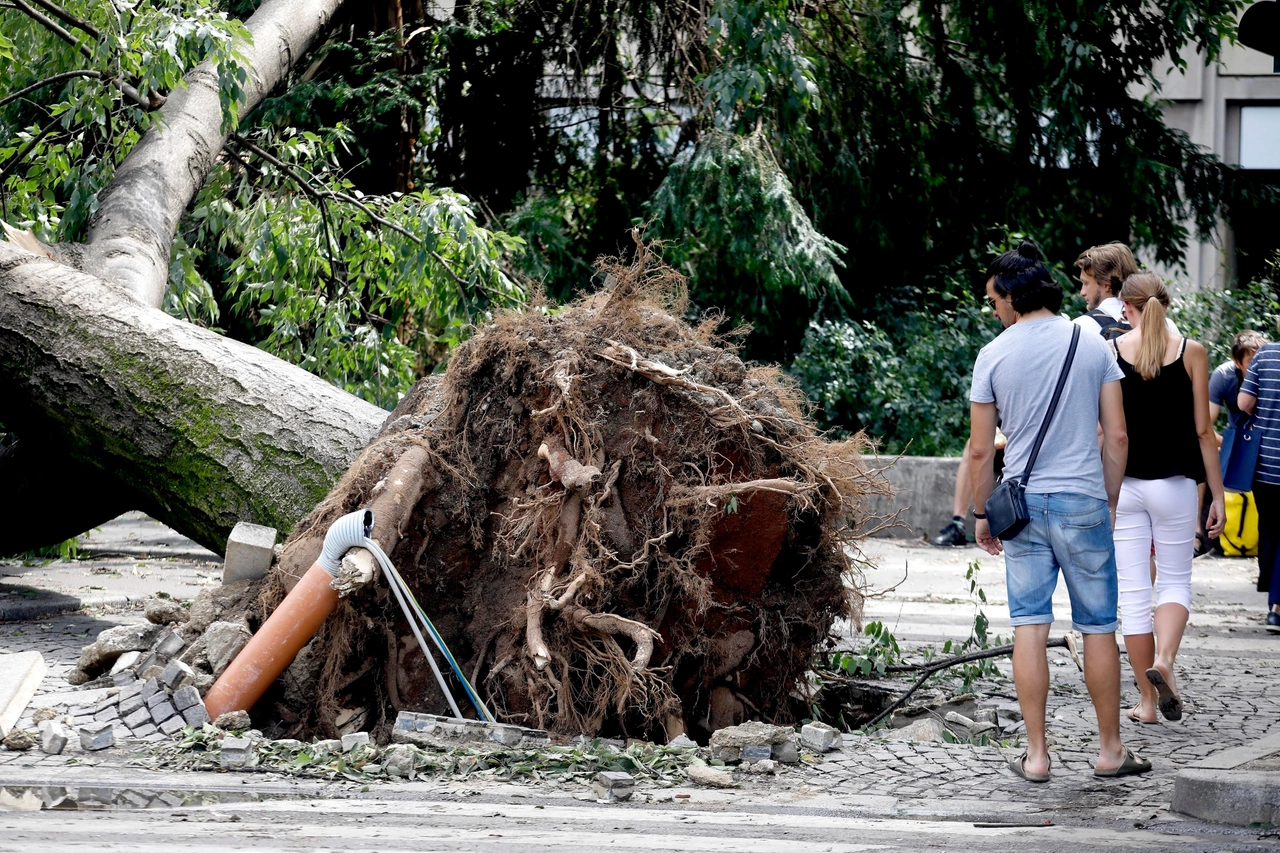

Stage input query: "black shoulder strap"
[{"left": 1021, "top": 324, "right": 1081, "bottom": 484}]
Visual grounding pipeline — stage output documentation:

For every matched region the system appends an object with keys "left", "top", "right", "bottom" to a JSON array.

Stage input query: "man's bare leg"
[
  {"left": 953, "top": 441, "right": 972, "bottom": 518},
  {"left": 1082, "top": 632, "right": 1130, "bottom": 772},
  {"left": 1012, "top": 623, "right": 1051, "bottom": 776}
]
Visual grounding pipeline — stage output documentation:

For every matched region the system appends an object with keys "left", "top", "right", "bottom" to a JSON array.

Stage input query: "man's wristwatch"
[{"left": 972, "top": 511, "right": 986, "bottom": 519}]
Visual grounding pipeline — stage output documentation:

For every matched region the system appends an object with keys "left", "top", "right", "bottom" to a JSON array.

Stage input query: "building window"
[{"left": 1240, "top": 106, "right": 1280, "bottom": 169}]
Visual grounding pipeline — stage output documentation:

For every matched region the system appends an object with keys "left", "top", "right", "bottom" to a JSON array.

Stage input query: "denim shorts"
[{"left": 1001, "top": 492, "right": 1119, "bottom": 634}]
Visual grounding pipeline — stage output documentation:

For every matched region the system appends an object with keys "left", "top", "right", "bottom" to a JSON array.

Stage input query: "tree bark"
[
  {"left": 81, "top": 0, "right": 347, "bottom": 306},
  {"left": 0, "top": 243, "right": 384, "bottom": 555}
]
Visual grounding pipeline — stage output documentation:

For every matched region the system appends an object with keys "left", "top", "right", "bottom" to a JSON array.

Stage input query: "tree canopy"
[{"left": 2, "top": 0, "right": 1276, "bottom": 446}]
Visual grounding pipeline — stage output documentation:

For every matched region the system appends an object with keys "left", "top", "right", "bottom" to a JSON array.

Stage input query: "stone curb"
[
  {"left": 0, "top": 595, "right": 130, "bottom": 622},
  {"left": 1171, "top": 768, "right": 1280, "bottom": 826}
]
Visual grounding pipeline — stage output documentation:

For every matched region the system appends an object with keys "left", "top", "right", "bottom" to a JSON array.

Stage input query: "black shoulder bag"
[{"left": 985, "top": 324, "right": 1081, "bottom": 540}]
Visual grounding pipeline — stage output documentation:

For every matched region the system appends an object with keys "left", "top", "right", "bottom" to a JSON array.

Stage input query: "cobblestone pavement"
[{"left": 2, "top": 519, "right": 1278, "bottom": 840}]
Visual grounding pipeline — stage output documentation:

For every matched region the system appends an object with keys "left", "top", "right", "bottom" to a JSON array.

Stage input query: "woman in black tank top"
[{"left": 1112, "top": 273, "right": 1225, "bottom": 725}]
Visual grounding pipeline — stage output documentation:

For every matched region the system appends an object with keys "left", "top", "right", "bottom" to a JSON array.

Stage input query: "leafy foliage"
[
  {"left": 790, "top": 279, "right": 997, "bottom": 454},
  {"left": 0, "top": 0, "right": 248, "bottom": 241},
  {"left": 176, "top": 126, "right": 524, "bottom": 406},
  {"left": 648, "top": 130, "right": 846, "bottom": 361},
  {"left": 831, "top": 620, "right": 902, "bottom": 677},
  {"left": 1170, "top": 275, "right": 1280, "bottom": 368}
]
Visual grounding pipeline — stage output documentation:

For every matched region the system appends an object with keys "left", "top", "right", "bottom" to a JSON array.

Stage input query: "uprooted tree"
[{"left": 0, "top": 0, "right": 889, "bottom": 740}]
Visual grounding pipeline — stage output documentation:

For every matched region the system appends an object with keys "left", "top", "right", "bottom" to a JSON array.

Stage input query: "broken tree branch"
[{"left": 863, "top": 636, "right": 1077, "bottom": 729}]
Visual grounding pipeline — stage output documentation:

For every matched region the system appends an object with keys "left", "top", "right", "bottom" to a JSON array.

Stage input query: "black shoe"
[
  {"left": 930, "top": 520, "right": 967, "bottom": 547},
  {"left": 1267, "top": 612, "right": 1280, "bottom": 634}
]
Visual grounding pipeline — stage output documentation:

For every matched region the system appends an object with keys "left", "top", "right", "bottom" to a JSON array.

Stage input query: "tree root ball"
[{"left": 240, "top": 248, "right": 889, "bottom": 743}]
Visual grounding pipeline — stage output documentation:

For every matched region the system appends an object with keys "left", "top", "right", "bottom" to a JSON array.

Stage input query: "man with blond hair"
[{"left": 1073, "top": 243, "right": 1139, "bottom": 338}]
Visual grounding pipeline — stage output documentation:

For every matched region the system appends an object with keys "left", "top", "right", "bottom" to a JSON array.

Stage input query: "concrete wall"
[{"left": 862, "top": 456, "right": 968, "bottom": 540}]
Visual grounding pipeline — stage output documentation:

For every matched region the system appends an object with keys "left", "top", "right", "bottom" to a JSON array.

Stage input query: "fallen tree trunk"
[{"left": 0, "top": 242, "right": 385, "bottom": 555}]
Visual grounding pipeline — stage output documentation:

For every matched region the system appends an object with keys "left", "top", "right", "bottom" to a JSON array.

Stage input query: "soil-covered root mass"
[{"left": 206, "top": 248, "right": 889, "bottom": 744}]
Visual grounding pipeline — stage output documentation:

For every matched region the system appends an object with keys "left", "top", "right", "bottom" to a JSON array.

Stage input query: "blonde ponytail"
[{"left": 1120, "top": 272, "right": 1171, "bottom": 381}]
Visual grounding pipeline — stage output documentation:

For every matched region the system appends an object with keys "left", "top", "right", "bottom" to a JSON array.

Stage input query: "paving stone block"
[
  {"left": 709, "top": 744, "right": 742, "bottom": 763},
  {"left": 593, "top": 770, "right": 635, "bottom": 802},
  {"left": 123, "top": 707, "right": 153, "bottom": 730},
  {"left": 93, "top": 705, "right": 121, "bottom": 723},
  {"left": 92, "top": 693, "right": 121, "bottom": 714},
  {"left": 220, "top": 736, "right": 254, "bottom": 769},
  {"left": 78, "top": 720, "right": 114, "bottom": 751},
  {"left": 110, "top": 671, "right": 137, "bottom": 687},
  {"left": 131, "top": 723, "right": 157, "bottom": 739},
  {"left": 801, "top": 722, "right": 841, "bottom": 752},
  {"left": 159, "top": 660, "right": 193, "bottom": 690},
  {"left": 118, "top": 693, "right": 145, "bottom": 717},
  {"left": 172, "top": 685, "right": 201, "bottom": 711},
  {"left": 741, "top": 744, "right": 773, "bottom": 764},
  {"left": 145, "top": 690, "right": 170, "bottom": 710},
  {"left": 158, "top": 715, "right": 186, "bottom": 736},
  {"left": 0, "top": 652, "right": 47, "bottom": 738},
  {"left": 154, "top": 630, "right": 187, "bottom": 661},
  {"left": 139, "top": 677, "right": 162, "bottom": 701},
  {"left": 223, "top": 522, "right": 277, "bottom": 583},
  {"left": 771, "top": 739, "right": 799, "bottom": 764},
  {"left": 40, "top": 721, "right": 69, "bottom": 755},
  {"left": 149, "top": 700, "right": 177, "bottom": 725},
  {"left": 341, "top": 732, "right": 370, "bottom": 752},
  {"left": 181, "top": 703, "right": 210, "bottom": 727}
]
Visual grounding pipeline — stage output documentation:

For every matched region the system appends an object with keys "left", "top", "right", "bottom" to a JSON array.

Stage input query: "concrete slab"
[
  {"left": 1190, "top": 731, "right": 1280, "bottom": 770},
  {"left": 0, "top": 651, "right": 45, "bottom": 737}
]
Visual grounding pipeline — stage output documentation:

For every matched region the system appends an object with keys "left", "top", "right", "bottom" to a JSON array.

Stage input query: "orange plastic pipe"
[{"left": 203, "top": 562, "right": 339, "bottom": 720}]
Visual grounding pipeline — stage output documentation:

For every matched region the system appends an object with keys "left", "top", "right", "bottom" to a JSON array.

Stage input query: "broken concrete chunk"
[
  {"left": 880, "top": 716, "right": 945, "bottom": 743},
  {"left": 742, "top": 758, "right": 777, "bottom": 774},
  {"left": 79, "top": 720, "right": 114, "bottom": 751},
  {"left": 223, "top": 522, "right": 277, "bottom": 583},
  {"left": 708, "top": 721, "right": 794, "bottom": 748},
  {"left": 159, "top": 659, "right": 194, "bottom": 690},
  {"left": 203, "top": 620, "right": 251, "bottom": 677},
  {"left": 974, "top": 708, "right": 999, "bottom": 725},
  {"left": 76, "top": 625, "right": 160, "bottom": 675},
  {"left": 144, "top": 597, "right": 189, "bottom": 626},
  {"left": 667, "top": 733, "right": 698, "bottom": 749},
  {"left": 187, "top": 583, "right": 251, "bottom": 634},
  {"left": 2, "top": 728, "right": 35, "bottom": 750},
  {"left": 313, "top": 738, "right": 343, "bottom": 755},
  {"left": 800, "top": 721, "right": 841, "bottom": 752},
  {"left": 219, "top": 735, "right": 254, "bottom": 769},
  {"left": 110, "top": 651, "right": 142, "bottom": 675},
  {"left": 686, "top": 763, "right": 736, "bottom": 788},
  {"left": 593, "top": 770, "right": 635, "bottom": 802},
  {"left": 31, "top": 707, "right": 57, "bottom": 725},
  {"left": 0, "top": 651, "right": 47, "bottom": 737},
  {"left": 213, "top": 710, "right": 251, "bottom": 731},
  {"left": 341, "top": 732, "right": 370, "bottom": 752},
  {"left": 382, "top": 744, "right": 416, "bottom": 778},
  {"left": 40, "top": 721, "right": 69, "bottom": 755}
]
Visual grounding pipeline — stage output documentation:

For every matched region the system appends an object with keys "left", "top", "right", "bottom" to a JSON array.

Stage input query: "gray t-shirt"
[{"left": 970, "top": 316, "right": 1124, "bottom": 500}]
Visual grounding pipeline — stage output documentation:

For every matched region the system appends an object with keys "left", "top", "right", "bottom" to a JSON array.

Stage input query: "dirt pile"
[{"left": 188, "top": 247, "right": 889, "bottom": 743}]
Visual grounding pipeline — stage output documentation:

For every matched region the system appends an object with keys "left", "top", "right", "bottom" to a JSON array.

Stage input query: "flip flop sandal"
[
  {"left": 1008, "top": 751, "right": 1050, "bottom": 783},
  {"left": 1126, "top": 708, "right": 1159, "bottom": 725},
  {"left": 1093, "top": 747, "right": 1153, "bottom": 778},
  {"left": 1144, "top": 668, "right": 1183, "bottom": 721}
]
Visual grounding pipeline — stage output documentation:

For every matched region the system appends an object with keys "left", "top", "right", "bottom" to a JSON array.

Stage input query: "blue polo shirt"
[{"left": 1241, "top": 343, "right": 1280, "bottom": 485}]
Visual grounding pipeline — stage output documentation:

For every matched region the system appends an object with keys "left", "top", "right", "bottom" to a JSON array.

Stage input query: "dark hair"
[{"left": 986, "top": 241, "right": 1063, "bottom": 315}]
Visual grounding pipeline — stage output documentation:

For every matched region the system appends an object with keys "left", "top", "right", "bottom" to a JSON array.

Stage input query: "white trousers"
[{"left": 1114, "top": 475, "right": 1197, "bottom": 635}]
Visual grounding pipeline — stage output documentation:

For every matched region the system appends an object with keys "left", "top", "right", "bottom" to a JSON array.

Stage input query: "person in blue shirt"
[
  {"left": 1237, "top": 335, "right": 1280, "bottom": 633},
  {"left": 1202, "top": 331, "right": 1267, "bottom": 554}
]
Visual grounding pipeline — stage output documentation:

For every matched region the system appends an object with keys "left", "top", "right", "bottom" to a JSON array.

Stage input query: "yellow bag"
[{"left": 1221, "top": 491, "right": 1260, "bottom": 557}]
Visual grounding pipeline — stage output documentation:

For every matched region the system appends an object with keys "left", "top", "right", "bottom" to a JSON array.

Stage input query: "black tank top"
[{"left": 1114, "top": 338, "right": 1205, "bottom": 483}]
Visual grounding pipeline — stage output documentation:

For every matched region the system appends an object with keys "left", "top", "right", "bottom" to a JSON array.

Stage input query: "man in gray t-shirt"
[{"left": 968, "top": 243, "right": 1148, "bottom": 782}]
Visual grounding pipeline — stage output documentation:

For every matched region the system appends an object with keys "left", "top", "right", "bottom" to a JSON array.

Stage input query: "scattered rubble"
[
  {"left": 686, "top": 762, "right": 736, "bottom": 788},
  {"left": 800, "top": 721, "right": 841, "bottom": 752},
  {"left": 2, "top": 728, "right": 34, "bottom": 750},
  {"left": 39, "top": 720, "right": 69, "bottom": 754},
  {"left": 594, "top": 770, "right": 635, "bottom": 802}
]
